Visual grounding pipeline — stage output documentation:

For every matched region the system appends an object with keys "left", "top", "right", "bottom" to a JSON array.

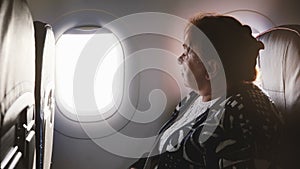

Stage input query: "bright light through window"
[{"left": 56, "top": 28, "right": 123, "bottom": 115}]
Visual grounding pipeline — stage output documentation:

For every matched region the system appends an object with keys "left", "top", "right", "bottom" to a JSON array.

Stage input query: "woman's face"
[{"left": 178, "top": 34, "right": 211, "bottom": 96}]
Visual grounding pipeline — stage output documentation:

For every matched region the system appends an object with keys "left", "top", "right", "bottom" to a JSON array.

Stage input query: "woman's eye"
[
  {"left": 187, "top": 47, "right": 191, "bottom": 53},
  {"left": 184, "top": 48, "right": 189, "bottom": 55}
]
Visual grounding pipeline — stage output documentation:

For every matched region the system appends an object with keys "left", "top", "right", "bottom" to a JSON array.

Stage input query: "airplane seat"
[
  {"left": 257, "top": 27, "right": 300, "bottom": 168},
  {"left": 33, "top": 21, "right": 55, "bottom": 169},
  {"left": 0, "top": 0, "right": 36, "bottom": 168},
  {"left": 257, "top": 27, "right": 300, "bottom": 120}
]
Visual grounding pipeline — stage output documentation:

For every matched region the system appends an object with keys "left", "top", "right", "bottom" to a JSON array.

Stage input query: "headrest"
[
  {"left": 278, "top": 24, "right": 300, "bottom": 34},
  {"left": 0, "top": 0, "right": 35, "bottom": 116},
  {"left": 257, "top": 28, "right": 300, "bottom": 119}
]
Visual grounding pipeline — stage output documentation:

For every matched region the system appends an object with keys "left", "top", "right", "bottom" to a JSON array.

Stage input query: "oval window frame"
[{"left": 55, "top": 26, "right": 125, "bottom": 123}]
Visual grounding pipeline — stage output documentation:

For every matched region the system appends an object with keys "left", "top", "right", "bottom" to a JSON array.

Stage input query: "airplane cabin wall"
[{"left": 26, "top": 0, "right": 300, "bottom": 169}]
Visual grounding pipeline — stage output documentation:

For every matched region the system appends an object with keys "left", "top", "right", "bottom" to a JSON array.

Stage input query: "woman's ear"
[{"left": 205, "top": 60, "right": 220, "bottom": 80}]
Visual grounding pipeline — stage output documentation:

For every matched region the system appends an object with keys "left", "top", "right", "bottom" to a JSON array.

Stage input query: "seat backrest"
[
  {"left": 0, "top": 0, "right": 36, "bottom": 168},
  {"left": 257, "top": 27, "right": 300, "bottom": 120},
  {"left": 33, "top": 21, "right": 56, "bottom": 169}
]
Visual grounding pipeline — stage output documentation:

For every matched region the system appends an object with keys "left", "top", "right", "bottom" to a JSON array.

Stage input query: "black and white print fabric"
[
  {"left": 159, "top": 96, "right": 219, "bottom": 153},
  {"left": 156, "top": 84, "right": 283, "bottom": 169}
]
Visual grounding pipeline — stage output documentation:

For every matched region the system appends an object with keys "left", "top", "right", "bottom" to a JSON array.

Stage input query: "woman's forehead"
[
  {"left": 183, "top": 35, "right": 194, "bottom": 51},
  {"left": 184, "top": 29, "right": 218, "bottom": 60},
  {"left": 184, "top": 31, "right": 201, "bottom": 46},
  {"left": 183, "top": 35, "right": 201, "bottom": 54},
  {"left": 183, "top": 31, "right": 191, "bottom": 44}
]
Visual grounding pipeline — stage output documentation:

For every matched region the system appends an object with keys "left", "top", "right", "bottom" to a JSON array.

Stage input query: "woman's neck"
[{"left": 201, "top": 95, "right": 212, "bottom": 102}]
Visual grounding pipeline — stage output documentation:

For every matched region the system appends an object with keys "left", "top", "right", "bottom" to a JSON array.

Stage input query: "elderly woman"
[{"left": 130, "top": 13, "right": 283, "bottom": 169}]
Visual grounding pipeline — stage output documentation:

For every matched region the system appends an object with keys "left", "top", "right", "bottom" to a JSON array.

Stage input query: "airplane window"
[{"left": 56, "top": 27, "right": 124, "bottom": 117}]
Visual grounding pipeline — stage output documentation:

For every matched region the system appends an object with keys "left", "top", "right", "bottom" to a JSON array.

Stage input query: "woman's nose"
[{"left": 178, "top": 53, "right": 185, "bottom": 65}]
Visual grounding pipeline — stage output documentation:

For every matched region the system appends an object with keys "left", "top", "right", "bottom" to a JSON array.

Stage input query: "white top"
[{"left": 159, "top": 96, "right": 219, "bottom": 152}]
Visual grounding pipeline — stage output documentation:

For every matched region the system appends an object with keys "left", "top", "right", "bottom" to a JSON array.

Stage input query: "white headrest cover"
[{"left": 257, "top": 28, "right": 300, "bottom": 118}]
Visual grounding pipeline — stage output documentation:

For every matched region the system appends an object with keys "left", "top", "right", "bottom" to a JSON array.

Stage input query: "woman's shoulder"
[
  {"left": 225, "top": 83, "right": 277, "bottom": 112},
  {"left": 222, "top": 83, "right": 284, "bottom": 134}
]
